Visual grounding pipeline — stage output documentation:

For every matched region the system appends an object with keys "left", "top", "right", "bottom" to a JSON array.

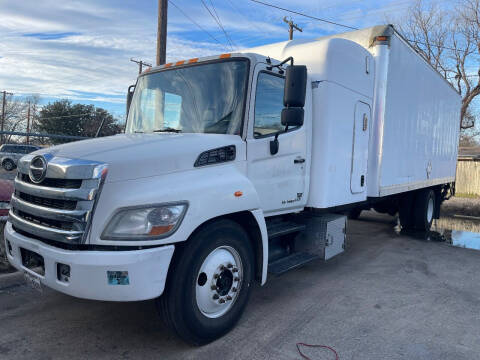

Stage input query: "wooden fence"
[{"left": 456, "top": 158, "right": 480, "bottom": 198}]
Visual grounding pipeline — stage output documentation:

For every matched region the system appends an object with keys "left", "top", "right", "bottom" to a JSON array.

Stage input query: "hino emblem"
[{"left": 29, "top": 155, "right": 47, "bottom": 184}]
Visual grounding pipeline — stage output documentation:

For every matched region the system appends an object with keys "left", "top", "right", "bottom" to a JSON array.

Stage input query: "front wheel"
[{"left": 157, "top": 219, "right": 254, "bottom": 345}]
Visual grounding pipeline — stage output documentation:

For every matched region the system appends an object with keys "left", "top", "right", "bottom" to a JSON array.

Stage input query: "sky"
[{"left": 0, "top": 0, "right": 457, "bottom": 121}]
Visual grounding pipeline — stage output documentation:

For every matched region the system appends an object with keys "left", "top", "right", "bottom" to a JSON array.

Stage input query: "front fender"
[{"left": 90, "top": 161, "right": 263, "bottom": 247}]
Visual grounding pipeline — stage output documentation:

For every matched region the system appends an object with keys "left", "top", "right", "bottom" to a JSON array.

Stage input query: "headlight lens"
[
  {"left": 102, "top": 203, "right": 187, "bottom": 240},
  {"left": 0, "top": 202, "right": 10, "bottom": 210}
]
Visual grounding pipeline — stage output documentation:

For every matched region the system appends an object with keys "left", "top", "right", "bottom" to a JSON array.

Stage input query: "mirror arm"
[{"left": 269, "top": 56, "right": 294, "bottom": 73}]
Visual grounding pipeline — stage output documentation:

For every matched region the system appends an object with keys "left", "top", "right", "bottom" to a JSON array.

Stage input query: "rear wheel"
[
  {"left": 2, "top": 159, "right": 15, "bottom": 171},
  {"left": 399, "top": 193, "right": 415, "bottom": 230},
  {"left": 157, "top": 219, "right": 254, "bottom": 345},
  {"left": 347, "top": 208, "right": 362, "bottom": 220},
  {"left": 413, "top": 189, "right": 436, "bottom": 231}
]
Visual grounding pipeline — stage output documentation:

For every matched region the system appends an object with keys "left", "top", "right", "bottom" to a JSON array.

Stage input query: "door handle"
[{"left": 294, "top": 158, "right": 305, "bottom": 164}]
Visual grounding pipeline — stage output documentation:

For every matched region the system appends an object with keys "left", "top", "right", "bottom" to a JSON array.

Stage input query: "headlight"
[
  {"left": 101, "top": 202, "right": 188, "bottom": 240},
  {"left": 0, "top": 202, "right": 10, "bottom": 210}
]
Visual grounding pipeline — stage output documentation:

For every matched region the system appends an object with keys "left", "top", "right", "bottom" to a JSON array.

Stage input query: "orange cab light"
[
  {"left": 234, "top": 191, "right": 243, "bottom": 197},
  {"left": 164, "top": 63, "right": 173, "bottom": 68},
  {"left": 149, "top": 225, "right": 174, "bottom": 236},
  {"left": 188, "top": 58, "right": 199, "bottom": 63},
  {"left": 376, "top": 36, "right": 388, "bottom": 41},
  {"left": 175, "top": 60, "right": 185, "bottom": 66},
  {"left": 219, "top": 53, "right": 231, "bottom": 59}
]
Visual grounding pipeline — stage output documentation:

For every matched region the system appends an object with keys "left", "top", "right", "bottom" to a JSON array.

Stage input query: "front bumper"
[{"left": 4, "top": 222, "right": 175, "bottom": 301}]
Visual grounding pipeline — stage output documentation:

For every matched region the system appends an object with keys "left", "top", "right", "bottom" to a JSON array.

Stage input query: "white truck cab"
[{"left": 4, "top": 25, "right": 460, "bottom": 344}]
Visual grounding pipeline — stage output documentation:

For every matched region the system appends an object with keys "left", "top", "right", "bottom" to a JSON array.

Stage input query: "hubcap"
[
  {"left": 195, "top": 246, "right": 243, "bottom": 318},
  {"left": 427, "top": 197, "right": 434, "bottom": 223}
]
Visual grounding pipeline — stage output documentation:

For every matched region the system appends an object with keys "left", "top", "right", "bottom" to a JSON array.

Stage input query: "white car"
[{"left": 0, "top": 144, "right": 41, "bottom": 171}]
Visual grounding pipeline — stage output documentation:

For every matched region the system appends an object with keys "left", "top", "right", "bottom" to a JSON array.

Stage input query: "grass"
[{"left": 455, "top": 192, "right": 480, "bottom": 199}]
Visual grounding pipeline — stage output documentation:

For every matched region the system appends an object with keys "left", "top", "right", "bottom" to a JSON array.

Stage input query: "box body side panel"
[{"left": 377, "top": 34, "right": 460, "bottom": 196}]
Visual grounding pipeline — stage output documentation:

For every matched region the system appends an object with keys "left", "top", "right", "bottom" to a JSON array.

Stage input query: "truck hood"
[{"left": 37, "top": 133, "right": 245, "bottom": 182}]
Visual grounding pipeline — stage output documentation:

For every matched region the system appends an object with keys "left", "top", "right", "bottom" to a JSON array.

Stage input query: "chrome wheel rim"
[
  {"left": 427, "top": 197, "right": 434, "bottom": 223},
  {"left": 195, "top": 246, "right": 243, "bottom": 319}
]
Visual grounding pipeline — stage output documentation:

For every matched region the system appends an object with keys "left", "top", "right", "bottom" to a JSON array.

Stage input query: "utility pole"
[
  {"left": 26, "top": 101, "right": 31, "bottom": 144},
  {"left": 1, "top": 90, "right": 13, "bottom": 145},
  {"left": 283, "top": 16, "right": 302, "bottom": 40},
  {"left": 157, "top": 0, "right": 168, "bottom": 65},
  {"left": 130, "top": 58, "right": 152, "bottom": 74}
]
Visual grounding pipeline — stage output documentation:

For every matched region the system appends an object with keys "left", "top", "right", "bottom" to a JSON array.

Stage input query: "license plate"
[{"left": 23, "top": 271, "right": 43, "bottom": 292}]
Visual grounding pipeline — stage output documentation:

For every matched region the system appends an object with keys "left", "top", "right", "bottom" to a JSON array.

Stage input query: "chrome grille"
[
  {"left": 20, "top": 173, "right": 82, "bottom": 189},
  {"left": 9, "top": 154, "right": 108, "bottom": 244}
]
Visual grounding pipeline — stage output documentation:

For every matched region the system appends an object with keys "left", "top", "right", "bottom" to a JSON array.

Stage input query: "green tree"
[{"left": 37, "top": 100, "right": 123, "bottom": 144}]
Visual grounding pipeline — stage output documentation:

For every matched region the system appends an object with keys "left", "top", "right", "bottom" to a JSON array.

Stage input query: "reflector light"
[
  {"left": 149, "top": 225, "right": 174, "bottom": 236},
  {"left": 234, "top": 191, "right": 243, "bottom": 197}
]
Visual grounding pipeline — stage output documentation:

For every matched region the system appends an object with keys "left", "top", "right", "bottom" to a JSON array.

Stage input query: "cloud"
[{"left": 0, "top": 0, "right": 434, "bottom": 115}]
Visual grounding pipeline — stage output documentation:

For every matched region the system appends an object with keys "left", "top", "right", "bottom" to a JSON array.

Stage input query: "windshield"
[{"left": 126, "top": 59, "right": 249, "bottom": 135}]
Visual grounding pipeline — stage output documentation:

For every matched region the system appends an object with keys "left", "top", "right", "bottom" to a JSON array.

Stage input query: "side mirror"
[
  {"left": 281, "top": 108, "right": 304, "bottom": 127},
  {"left": 126, "top": 85, "right": 135, "bottom": 116},
  {"left": 283, "top": 65, "right": 307, "bottom": 107}
]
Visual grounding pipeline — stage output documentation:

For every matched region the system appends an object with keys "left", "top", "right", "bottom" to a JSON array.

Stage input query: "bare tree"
[
  {"left": 1, "top": 94, "right": 41, "bottom": 144},
  {"left": 394, "top": 0, "right": 480, "bottom": 130},
  {"left": 455, "top": 0, "right": 480, "bottom": 128}
]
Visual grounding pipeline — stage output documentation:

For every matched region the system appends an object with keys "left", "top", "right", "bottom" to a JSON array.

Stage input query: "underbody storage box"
[{"left": 295, "top": 213, "right": 346, "bottom": 260}]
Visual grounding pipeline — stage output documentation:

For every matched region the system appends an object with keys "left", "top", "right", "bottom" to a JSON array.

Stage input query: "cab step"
[
  {"left": 266, "top": 221, "right": 306, "bottom": 239},
  {"left": 268, "top": 252, "right": 319, "bottom": 275}
]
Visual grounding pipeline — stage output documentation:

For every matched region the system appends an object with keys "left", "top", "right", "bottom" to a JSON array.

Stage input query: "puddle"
[{"left": 394, "top": 216, "right": 480, "bottom": 251}]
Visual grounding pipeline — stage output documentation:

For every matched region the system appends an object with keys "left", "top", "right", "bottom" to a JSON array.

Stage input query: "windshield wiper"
[{"left": 153, "top": 128, "right": 182, "bottom": 133}]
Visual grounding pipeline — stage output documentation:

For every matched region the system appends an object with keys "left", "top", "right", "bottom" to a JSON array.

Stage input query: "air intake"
[{"left": 194, "top": 145, "right": 236, "bottom": 167}]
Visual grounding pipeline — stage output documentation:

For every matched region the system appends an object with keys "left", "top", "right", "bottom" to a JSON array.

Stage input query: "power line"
[
  {"left": 208, "top": 0, "right": 222, "bottom": 25},
  {"left": 224, "top": 0, "right": 265, "bottom": 35},
  {"left": 249, "top": 0, "right": 470, "bottom": 53},
  {"left": 168, "top": 0, "right": 227, "bottom": 49},
  {"left": 407, "top": 39, "right": 470, "bottom": 53},
  {"left": 249, "top": 0, "right": 358, "bottom": 30},
  {"left": 200, "top": 0, "right": 236, "bottom": 50}
]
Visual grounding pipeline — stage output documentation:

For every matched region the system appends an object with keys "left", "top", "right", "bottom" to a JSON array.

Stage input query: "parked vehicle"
[
  {"left": 4, "top": 25, "right": 460, "bottom": 344},
  {"left": 0, "top": 144, "right": 42, "bottom": 171},
  {"left": 0, "top": 180, "right": 13, "bottom": 221}
]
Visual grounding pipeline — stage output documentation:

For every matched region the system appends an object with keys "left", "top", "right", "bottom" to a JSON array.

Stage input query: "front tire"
[{"left": 157, "top": 219, "right": 254, "bottom": 345}]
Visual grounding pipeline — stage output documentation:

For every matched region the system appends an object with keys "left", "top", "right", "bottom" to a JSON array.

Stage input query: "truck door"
[
  {"left": 351, "top": 101, "right": 371, "bottom": 194},
  {"left": 246, "top": 65, "right": 307, "bottom": 215}
]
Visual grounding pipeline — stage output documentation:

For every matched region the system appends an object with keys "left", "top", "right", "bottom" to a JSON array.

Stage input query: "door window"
[{"left": 254, "top": 72, "right": 287, "bottom": 137}]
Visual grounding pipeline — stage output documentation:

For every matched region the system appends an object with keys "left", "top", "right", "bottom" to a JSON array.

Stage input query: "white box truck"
[{"left": 4, "top": 25, "right": 460, "bottom": 344}]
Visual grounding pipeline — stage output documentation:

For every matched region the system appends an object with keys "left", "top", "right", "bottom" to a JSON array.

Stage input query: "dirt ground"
[{"left": 441, "top": 196, "right": 480, "bottom": 218}]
